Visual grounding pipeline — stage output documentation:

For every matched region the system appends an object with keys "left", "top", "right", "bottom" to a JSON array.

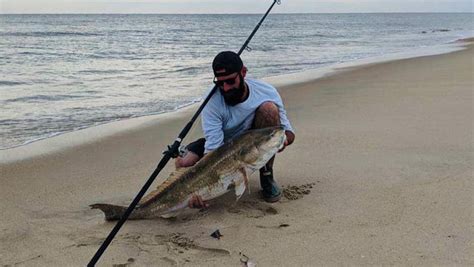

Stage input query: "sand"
[{"left": 1, "top": 40, "right": 472, "bottom": 266}]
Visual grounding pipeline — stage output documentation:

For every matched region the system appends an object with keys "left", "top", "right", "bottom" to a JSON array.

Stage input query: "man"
[{"left": 176, "top": 51, "right": 295, "bottom": 208}]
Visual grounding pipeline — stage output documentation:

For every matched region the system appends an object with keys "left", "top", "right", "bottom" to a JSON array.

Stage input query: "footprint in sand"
[
  {"left": 65, "top": 232, "right": 106, "bottom": 248},
  {"left": 227, "top": 200, "right": 278, "bottom": 218},
  {"left": 282, "top": 183, "right": 316, "bottom": 200},
  {"left": 153, "top": 232, "right": 230, "bottom": 264},
  {"left": 112, "top": 258, "right": 135, "bottom": 267},
  {"left": 256, "top": 223, "right": 290, "bottom": 229}
]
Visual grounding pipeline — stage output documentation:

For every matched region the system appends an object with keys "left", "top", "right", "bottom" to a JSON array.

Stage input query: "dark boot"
[{"left": 259, "top": 165, "right": 282, "bottom": 203}]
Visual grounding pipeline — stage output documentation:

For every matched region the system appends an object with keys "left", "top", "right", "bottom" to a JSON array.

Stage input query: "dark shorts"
[{"left": 186, "top": 138, "right": 206, "bottom": 158}]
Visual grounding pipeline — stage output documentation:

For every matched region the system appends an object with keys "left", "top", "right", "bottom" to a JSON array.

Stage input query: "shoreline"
[{"left": 1, "top": 37, "right": 471, "bottom": 164}]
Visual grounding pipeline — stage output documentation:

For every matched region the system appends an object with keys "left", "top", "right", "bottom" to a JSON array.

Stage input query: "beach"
[{"left": 1, "top": 40, "right": 472, "bottom": 266}]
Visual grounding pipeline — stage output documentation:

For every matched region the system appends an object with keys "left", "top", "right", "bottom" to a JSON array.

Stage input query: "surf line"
[{"left": 87, "top": 1, "right": 282, "bottom": 266}]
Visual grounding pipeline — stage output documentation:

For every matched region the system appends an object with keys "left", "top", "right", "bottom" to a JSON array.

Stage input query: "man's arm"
[{"left": 201, "top": 101, "right": 225, "bottom": 153}]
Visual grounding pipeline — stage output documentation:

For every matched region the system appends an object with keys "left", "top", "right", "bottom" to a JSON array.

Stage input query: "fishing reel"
[{"left": 163, "top": 140, "right": 188, "bottom": 159}]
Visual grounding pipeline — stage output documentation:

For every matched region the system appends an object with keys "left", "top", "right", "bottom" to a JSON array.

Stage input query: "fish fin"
[
  {"left": 241, "top": 166, "right": 250, "bottom": 194},
  {"left": 234, "top": 167, "right": 249, "bottom": 201},
  {"left": 139, "top": 167, "right": 191, "bottom": 207},
  {"left": 234, "top": 179, "right": 247, "bottom": 201},
  {"left": 90, "top": 203, "right": 127, "bottom": 221},
  {"left": 245, "top": 167, "right": 251, "bottom": 194},
  {"left": 160, "top": 211, "right": 180, "bottom": 219}
]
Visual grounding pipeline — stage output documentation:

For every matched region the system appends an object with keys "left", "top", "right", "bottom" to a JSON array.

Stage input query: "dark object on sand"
[{"left": 210, "top": 229, "right": 223, "bottom": 240}]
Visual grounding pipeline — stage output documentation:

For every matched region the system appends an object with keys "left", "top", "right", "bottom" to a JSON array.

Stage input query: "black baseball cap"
[{"left": 212, "top": 51, "right": 243, "bottom": 77}]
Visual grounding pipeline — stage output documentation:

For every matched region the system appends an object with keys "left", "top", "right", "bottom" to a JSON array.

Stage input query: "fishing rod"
[{"left": 87, "top": 1, "right": 281, "bottom": 265}]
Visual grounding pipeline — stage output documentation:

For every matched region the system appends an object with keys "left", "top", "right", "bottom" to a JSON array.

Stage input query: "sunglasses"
[{"left": 213, "top": 74, "right": 239, "bottom": 87}]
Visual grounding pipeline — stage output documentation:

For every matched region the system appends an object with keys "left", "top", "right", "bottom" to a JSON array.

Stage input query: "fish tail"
[{"left": 90, "top": 203, "right": 128, "bottom": 221}]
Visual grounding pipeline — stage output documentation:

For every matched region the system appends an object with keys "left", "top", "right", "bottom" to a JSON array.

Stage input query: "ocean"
[{"left": 0, "top": 13, "right": 472, "bottom": 149}]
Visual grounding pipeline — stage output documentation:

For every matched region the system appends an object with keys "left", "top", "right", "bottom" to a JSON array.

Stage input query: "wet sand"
[{"left": 0, "top": 40, "right": 472, "bottom": 266}]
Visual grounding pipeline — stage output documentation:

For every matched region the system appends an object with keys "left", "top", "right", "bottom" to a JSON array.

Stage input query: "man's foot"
[{"left": 260, "top": 167, "right": 282, "bottom": 203}]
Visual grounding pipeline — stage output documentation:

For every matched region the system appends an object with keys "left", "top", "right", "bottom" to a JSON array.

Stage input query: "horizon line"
[{"left": 1, "top": 11, "right": 473, "bottom": 15}]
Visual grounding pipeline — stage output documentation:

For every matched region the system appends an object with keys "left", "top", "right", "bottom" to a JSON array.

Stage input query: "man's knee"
[
  {"left": 257, "top": 101, "right": 279, "bottom": 115},
  {"left": 254, "top": 101, "right": 280, "bottom": 128}
]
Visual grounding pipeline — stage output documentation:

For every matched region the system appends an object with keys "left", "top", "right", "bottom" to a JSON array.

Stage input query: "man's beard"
[{"left": 220, "top": 75, "right": 245, "bottom": 106}]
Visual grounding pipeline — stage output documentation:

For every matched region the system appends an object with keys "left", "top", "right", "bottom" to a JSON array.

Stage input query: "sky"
[{"left": 0, "top": 0, "right": 472, "bottom": 14}]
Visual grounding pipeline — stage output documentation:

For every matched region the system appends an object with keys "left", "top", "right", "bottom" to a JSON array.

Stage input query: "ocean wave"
[
  {"left": 79, "top": 90, "right": 101, "bottom": 94},
  {"left": 148, "top": 75, "right": 167, "bottom": 80},
  {"left": 432, "top": 29, "right": 451, "bottom": 32},
  {"left": 307, "top": 33, "right": 338, "bottom": 38},
  {"left": 113, "top": 29, "right": 152, "bottom": 35},
  {"left": 421, "top": 29, "right": 451, "bottom": 34},
  {"left": 171, "top": 66, "right": 203, "bottom": 74},
  {"left": 0, "top": 31, "right": 103, "bottom": 37},
  {"left": 77, "top": 69, "right": 123, "bottom": 74},
  {"left": 4, "top": 94, "right": 93, "bottom": 103},
  {"left": 16, "top": 51, "right": 65, "bottom": 57},
  {"left": 87, "top": 53, "right": 152, "bottom": 60},
  {"left": 287, "top": 33, "right": 336, "bottom": 40},
  {"left": 0, "top": 119, "right": 21, "bottom": 126},
  {"left": 0, "top": 81, "right": 27, "bottom": 86},
  {"left": 0, "top": 131, "right": 64, "bottom": 150},
  {"left": 258, "top": 61, "right": 333, "bottom": 68},
  {"left": 17, "top": 51, "right": 43, "bottom": 55}
]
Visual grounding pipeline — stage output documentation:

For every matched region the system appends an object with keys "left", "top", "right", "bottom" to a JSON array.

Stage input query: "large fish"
[{"left": 91, "top": 126, "right": 286, "bottom": 220}]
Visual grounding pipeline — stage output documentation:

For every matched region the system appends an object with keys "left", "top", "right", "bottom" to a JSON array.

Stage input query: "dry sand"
[{"left": 1, "top": 41, "right": 473, "bottom": 266}]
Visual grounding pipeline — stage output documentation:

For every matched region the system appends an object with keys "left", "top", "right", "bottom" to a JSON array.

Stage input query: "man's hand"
[
  {"left": 188, "top": 195, "right": 209, "bottom": 209},
  {"left": 278, "top": 130, "right": 295, "bottom": 153},
  {"left": 175, "top": 151, "right": 200, "bottom": 168}
]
